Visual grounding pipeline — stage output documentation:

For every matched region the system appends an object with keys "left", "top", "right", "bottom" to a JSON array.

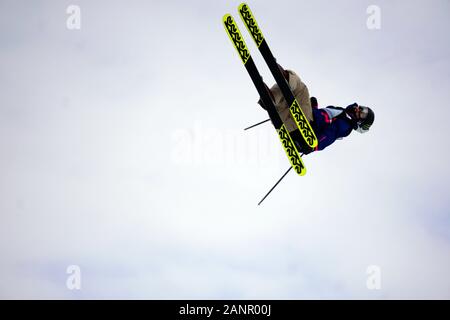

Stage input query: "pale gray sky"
[{"left": 0, "top": 0, "right": 449, "bottom": 299}]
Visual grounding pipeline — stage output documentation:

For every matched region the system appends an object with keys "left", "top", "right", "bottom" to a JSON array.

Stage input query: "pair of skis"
[{"left": 223, "top": 3, "right": 318, "bottom": 204}]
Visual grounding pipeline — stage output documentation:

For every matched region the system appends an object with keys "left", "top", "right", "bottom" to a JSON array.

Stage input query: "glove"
[{"left": 310, "top": 96, "right": 318, "bottom": 108}]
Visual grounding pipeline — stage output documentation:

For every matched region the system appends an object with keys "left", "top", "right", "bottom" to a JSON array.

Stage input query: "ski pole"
[
  {"left": 258, "top": 166, "right": 292, "bottom": 205},
  {"left": 258, "top": 152, "right": 304, "bottom": 205},
  {"left": 244, "top": 118, "right": 270, "bottom": 130}
]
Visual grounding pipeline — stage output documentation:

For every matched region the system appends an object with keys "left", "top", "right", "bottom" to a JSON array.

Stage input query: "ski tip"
[
  {"left": 222, "top": 13, "right": 250, "bottom": 65},
  {"left": 222, "top": 13, "right": 232, "bottom": 22},
  {"left": 293, "top": 164, "right": 307, "bottom": 176},
  {"left": 237, "top": 2, "right": 264, "bottom": 48},
  {"left": 238, "top": 3, "right": 249, "bottom": 11},
  {"left": 299, "top": 167, "right": 307, "bottom": 176}
]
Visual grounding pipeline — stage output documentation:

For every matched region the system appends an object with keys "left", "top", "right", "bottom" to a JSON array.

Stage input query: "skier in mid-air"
[
  {"left": 258, "top": 64, "right": 375, "bottom": 154},
  {"left": 224, "top": 3, "right": 376, "bottom": 203}
]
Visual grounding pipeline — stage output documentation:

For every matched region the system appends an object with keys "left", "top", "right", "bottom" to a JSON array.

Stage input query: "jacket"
[{"left": 311, "top": 107, "right": 354, "bottom": 151}]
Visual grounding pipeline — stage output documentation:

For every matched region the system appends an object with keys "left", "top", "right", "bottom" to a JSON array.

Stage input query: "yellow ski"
[
  {"left": 238, "top": 3, "right": 318, "bottom": 149},
  {"left": 223, "top": 14, "right": 306, "bottom": 176}
]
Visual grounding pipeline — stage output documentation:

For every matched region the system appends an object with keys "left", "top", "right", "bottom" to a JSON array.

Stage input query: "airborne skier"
[
  {"left": 223, "top": 3, "right": 375, "bottom": 204},
  {"left": 258, "top": 64, "right": 375, "bottom": 154}
]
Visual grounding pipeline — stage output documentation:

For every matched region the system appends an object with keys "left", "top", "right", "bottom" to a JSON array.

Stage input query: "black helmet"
[{"left": 356, "top": 106, "right": 375, "bottom": 133}]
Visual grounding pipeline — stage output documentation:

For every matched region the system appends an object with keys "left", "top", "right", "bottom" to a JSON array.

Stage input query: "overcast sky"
[{"left": 0, "top": 0, "right": 449, "bottom": 299}]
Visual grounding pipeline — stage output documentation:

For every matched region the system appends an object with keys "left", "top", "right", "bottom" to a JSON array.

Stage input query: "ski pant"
[{"left": 262, "top": 70, "right": 313, "bottom": 133}]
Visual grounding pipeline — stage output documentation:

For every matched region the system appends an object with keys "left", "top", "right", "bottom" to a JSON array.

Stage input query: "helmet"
[{"left": 355, "top": 106, "right": 374, "bottom": 133}]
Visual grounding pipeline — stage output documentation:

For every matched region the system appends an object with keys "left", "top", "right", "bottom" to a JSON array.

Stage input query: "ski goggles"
[{"left": 357, "top": 106, "right": 369, "bottom": 120}]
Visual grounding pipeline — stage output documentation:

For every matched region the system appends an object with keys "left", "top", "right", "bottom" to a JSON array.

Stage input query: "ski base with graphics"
[
  {"left": 223, "top": 14, "right": 306, "bottom": 176},
  {"left": 238, "top": 2, "right": 318, "bottom": 151}
]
